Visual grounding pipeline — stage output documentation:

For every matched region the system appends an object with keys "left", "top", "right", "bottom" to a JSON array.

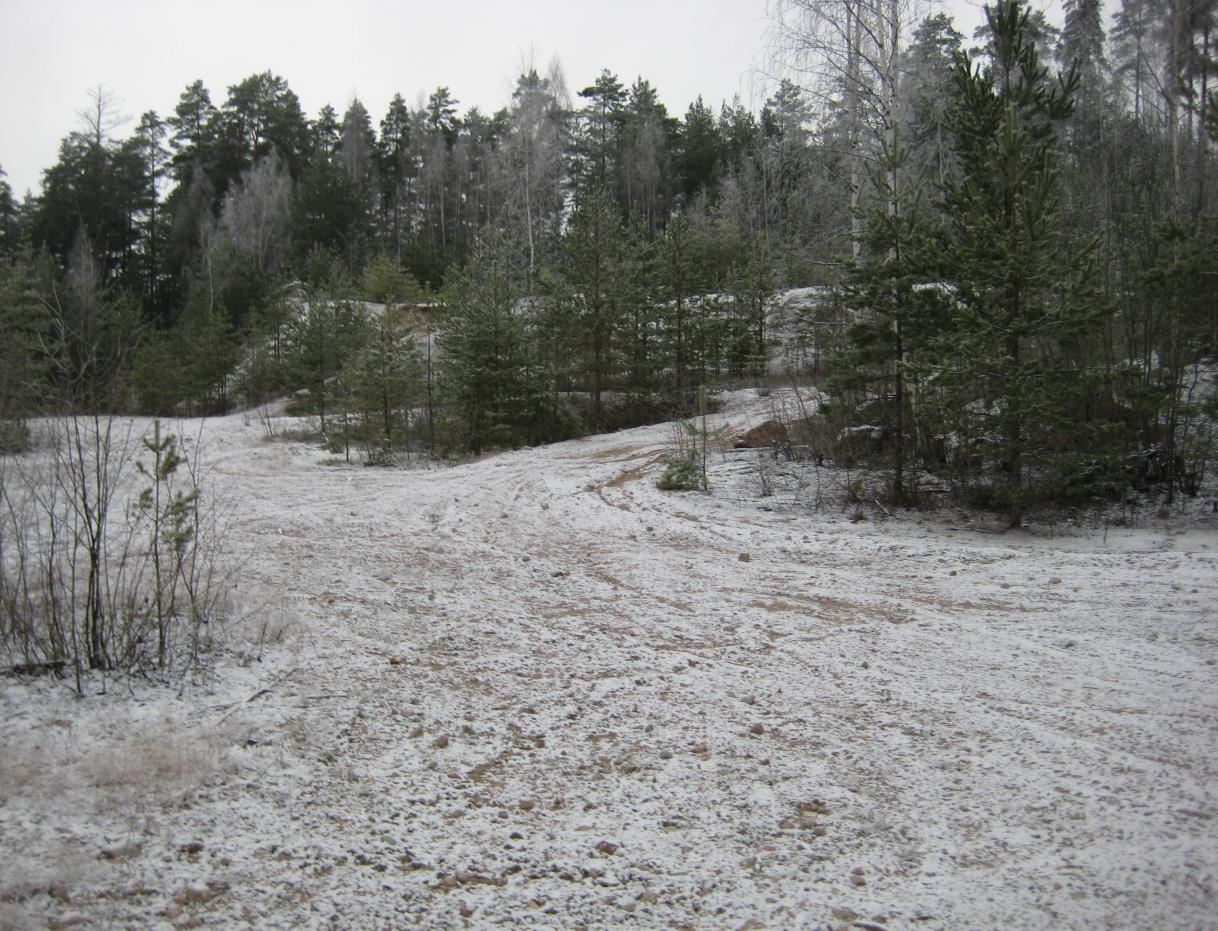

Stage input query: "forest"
[{"left": 0, "top": 0, "right": 1215, "bottom": 522}]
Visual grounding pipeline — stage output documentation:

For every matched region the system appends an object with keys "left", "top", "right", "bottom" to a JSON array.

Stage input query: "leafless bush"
[
  {"left": 739, "top": 386, "right": 892, "bottom": 513},
  {"left": 0, "top": 417, "right": 229, "bottom": 692}
]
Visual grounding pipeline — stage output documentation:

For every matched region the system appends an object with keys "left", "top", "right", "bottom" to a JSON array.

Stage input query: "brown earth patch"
[
  {"left": 467, "top": 750, "right": 516, "bottom": 786},
  {"left": 579, "top": 444, "right": 655, "bottom": 462},
  {"left": 605, "top": 454, "right": 668, "bottom": 488}
]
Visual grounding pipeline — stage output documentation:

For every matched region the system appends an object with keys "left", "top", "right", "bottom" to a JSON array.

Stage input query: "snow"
[{"left": 2, "top": 389, "right": 1216, "bottom": 929}]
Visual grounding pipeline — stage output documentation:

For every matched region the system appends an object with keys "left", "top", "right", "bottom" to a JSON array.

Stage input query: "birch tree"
[
  {"left": 493, "top": 66, "right": 570, "bottom": 289},
  {"left": 770, "top": 0, "right": 929, "bottom": 257},
  {"left": 218, "top": 152, "right": 293, "bottom": 278}
]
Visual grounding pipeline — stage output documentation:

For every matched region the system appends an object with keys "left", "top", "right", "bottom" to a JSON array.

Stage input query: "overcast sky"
[{"left": 2, "top": 0, "right": 1011, "bottom": 198}]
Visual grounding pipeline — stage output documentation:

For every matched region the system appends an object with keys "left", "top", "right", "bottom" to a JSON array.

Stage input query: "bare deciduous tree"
[{"left": 218, "top": 152, "right": 293, "bottom": 277}]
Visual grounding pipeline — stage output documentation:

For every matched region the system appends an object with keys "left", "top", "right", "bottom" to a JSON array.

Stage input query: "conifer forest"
[{"left": 1, "top": 0, "right": 1215, "bottom": 520}]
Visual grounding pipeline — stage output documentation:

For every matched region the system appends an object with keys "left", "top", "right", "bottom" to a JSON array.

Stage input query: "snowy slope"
[{"left": 2, "top": 391, "right": 1216, "bottom": 929}]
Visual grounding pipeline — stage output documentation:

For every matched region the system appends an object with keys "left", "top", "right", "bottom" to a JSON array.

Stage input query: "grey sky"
[
  {"left": 2, "top": 0, "right": 772, "bottom": 196},
  {"left": 1, "top": 0, "right": 1019, "bottom": 198}
]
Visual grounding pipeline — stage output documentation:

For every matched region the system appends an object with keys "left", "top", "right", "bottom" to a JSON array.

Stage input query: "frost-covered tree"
[
  {"left": 218, "top": 152, "right": 293, "bottom": 278},
  {"left": 493, "top": 67, "right": 570, "bottom": 288}
]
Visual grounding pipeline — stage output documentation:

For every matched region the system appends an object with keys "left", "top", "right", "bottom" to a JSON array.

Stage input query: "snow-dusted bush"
[
  {"left": 657, "top": 455, "right": 701, "bottom": 491},
  {"left": 0, "top": 417, "right": 228, "bottom": 691}
]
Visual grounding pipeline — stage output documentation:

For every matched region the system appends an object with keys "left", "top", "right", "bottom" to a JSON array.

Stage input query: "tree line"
[
  {"left": 778, "top": 0, "right": 1217, "bottom": 521},
  {"left": 0, "top": 0, "right": 1215, "bottom": 520}
]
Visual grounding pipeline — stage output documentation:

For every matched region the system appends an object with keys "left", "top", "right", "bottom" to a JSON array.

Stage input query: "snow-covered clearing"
[{"left": 2, "top": 390, "right": 1216, "bottom": 929}]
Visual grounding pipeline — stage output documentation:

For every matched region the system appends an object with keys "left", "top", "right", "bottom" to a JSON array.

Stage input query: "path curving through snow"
[{"left": 2, "top": 390, "right": 1216, "bottom": 929}]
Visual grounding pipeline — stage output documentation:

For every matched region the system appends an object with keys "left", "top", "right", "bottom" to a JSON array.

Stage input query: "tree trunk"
[
  {"left": 1005, "top": 332, "right": 1023, "bottom": 526},
  {"left": 847, "top": 0, "right": 864, "bottom": 260}
]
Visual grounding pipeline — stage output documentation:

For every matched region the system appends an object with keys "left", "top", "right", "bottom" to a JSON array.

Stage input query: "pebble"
[{"left": 178, "top": 881, "right": 212, "bottom": 904}]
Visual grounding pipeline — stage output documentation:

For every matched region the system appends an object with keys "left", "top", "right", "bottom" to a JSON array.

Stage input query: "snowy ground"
[{"left": 2, "top": 390, "right": 1216, "bottom": 930}]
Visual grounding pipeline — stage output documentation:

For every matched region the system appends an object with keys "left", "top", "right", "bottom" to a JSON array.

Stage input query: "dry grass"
[{"left": 0, "top": 714, "right": 245, "bottom": 816}]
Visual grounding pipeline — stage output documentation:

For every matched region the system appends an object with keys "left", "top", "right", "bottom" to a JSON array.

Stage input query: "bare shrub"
[{"left": 0, "top": 417, "right": 229, "bottom": 691}]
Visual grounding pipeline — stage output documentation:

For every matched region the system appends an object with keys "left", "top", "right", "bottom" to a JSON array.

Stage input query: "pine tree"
[
  {"left": 655, "top": 214, "right": 701, "bottom": 411},
  {"left": 438, "top": 232, "right": 544, "bottom": 454},
  {"left": 0, "top": 167, "right": 20, "bottom": 256},
  {"left": 936, "top": 0, "right": 1111, "bottom": 522},
  {"left": 556, "top": 188, "right": 629, "bottom": 428},
  {"left": 130, "top": 111, "right": 171, "bottom": 315},
  {"left": 0, "top": 253, "right": 45, "bottom": 449},
  {"left": 574, "top": 70, "right": 626, "bottom": 194},
  {"left": 831, "top": 131, "right": 947, "bottom": 502},
  {"left": 350, "top": 307, "right": 423, "bottom": 462},
  {"left": 284, "top": 272, "right": 368, "bottom": 430},
  {"left": 376, "top": 94, "right": 414, "bottom": 262},
  {"left": 214, "top": 71, "right": 310, "bottom": 189},
  {"left": 675, "top": 96, "right": 723, "bottom": 202}
]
